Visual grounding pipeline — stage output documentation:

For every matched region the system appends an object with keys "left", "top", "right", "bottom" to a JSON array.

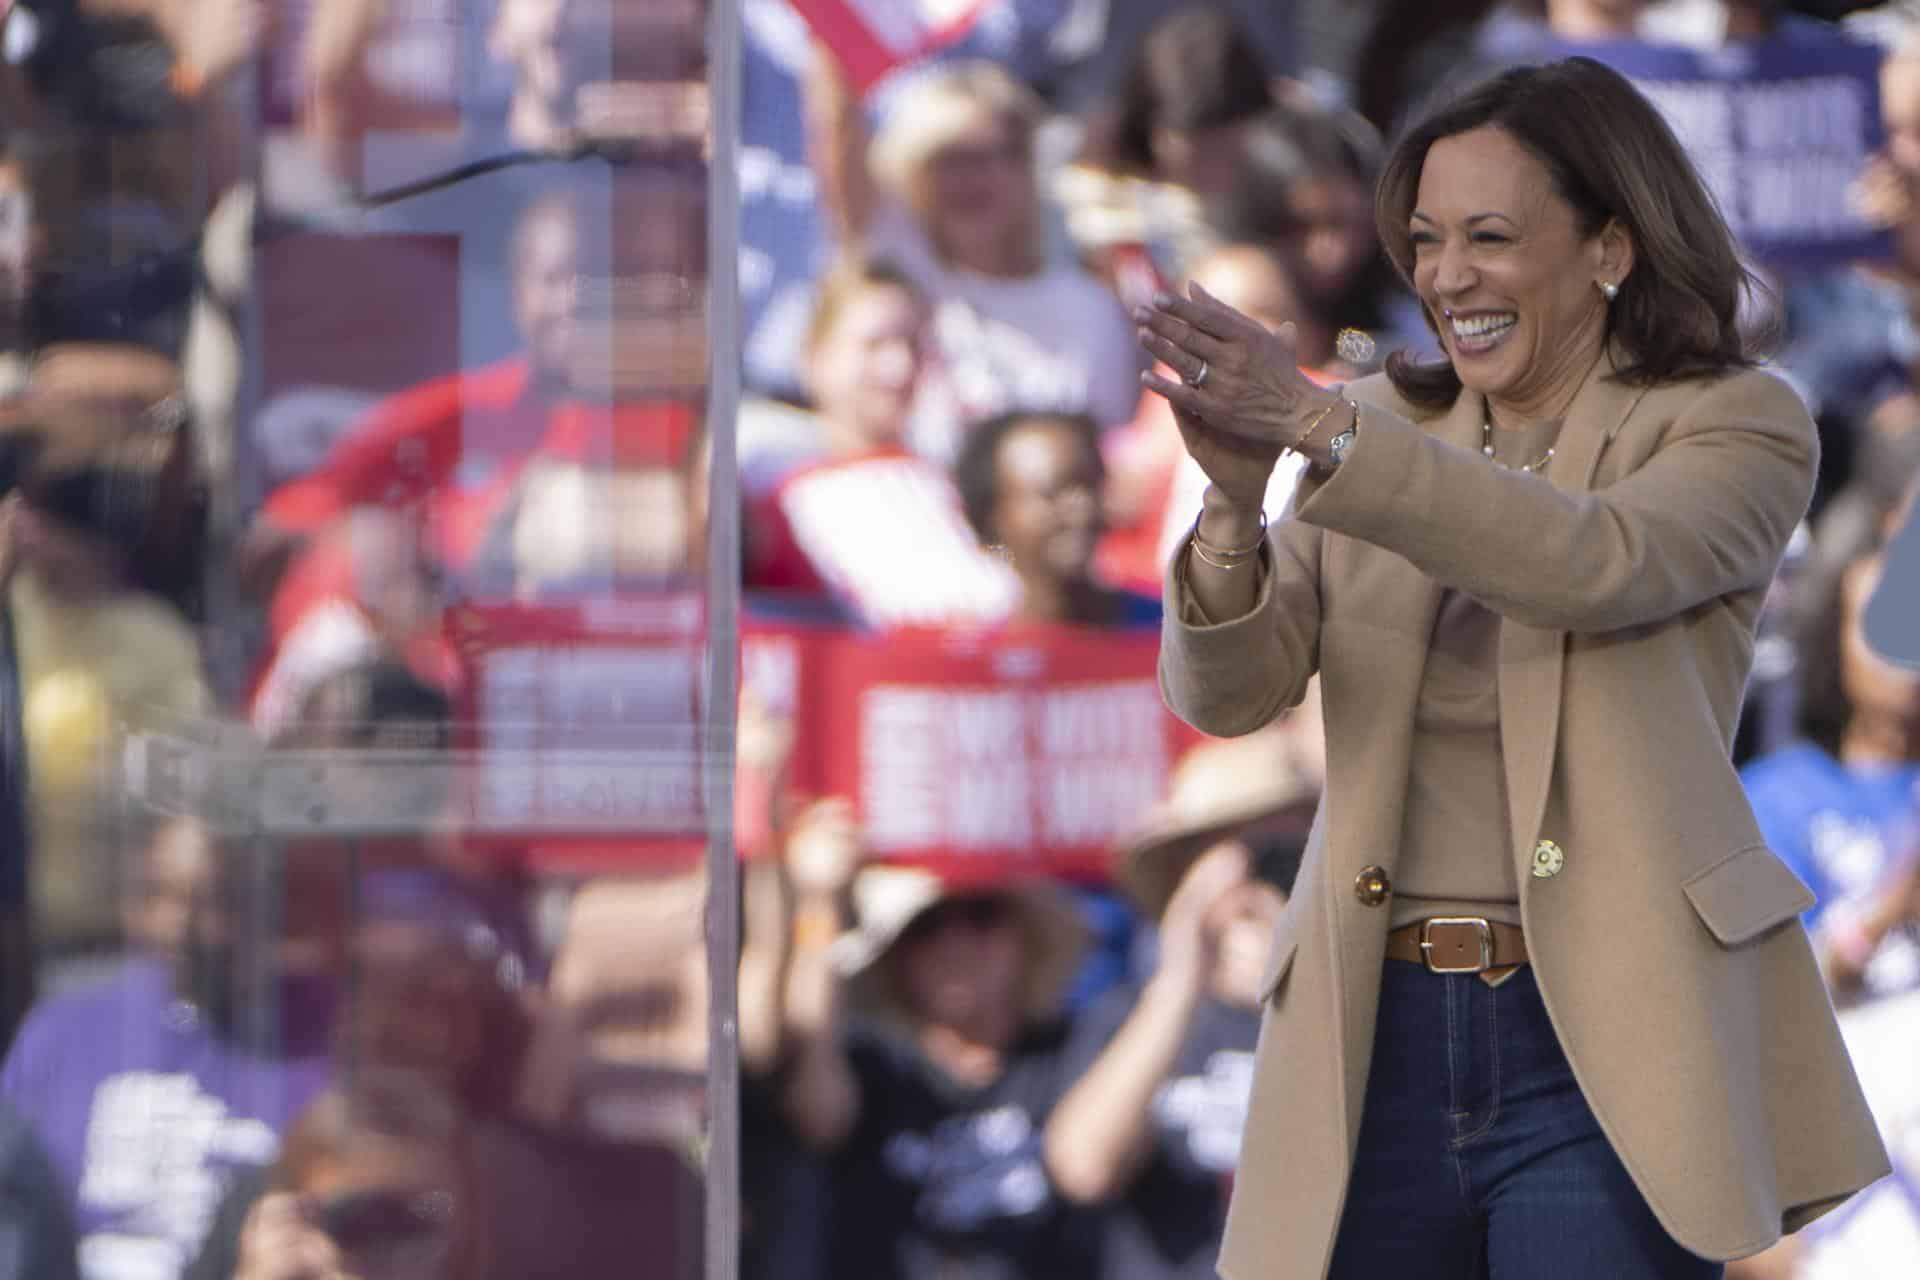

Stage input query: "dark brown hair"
[
  {"left": 952, "top": 409, "right": 1105, "bottom": 546},
  {"left": 1376, "top": 57, "right": 1761, "bottom": 408},
  {"left": 1099, "top": 4, "right": 1275, "bottom": 177}
]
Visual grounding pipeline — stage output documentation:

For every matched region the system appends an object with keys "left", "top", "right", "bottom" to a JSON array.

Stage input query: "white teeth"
[{"left": 1451, "top": 313, "right": 1516, "bottom": 339}]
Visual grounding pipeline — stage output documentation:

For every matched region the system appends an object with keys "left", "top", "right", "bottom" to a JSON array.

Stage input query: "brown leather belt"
[{"left": 1385, "top": 917, "right": 1528, "bottom": 975}]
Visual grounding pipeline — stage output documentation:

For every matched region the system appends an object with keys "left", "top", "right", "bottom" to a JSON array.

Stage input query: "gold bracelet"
[
  {"left": 1189, "top": 510, "right": 1267, "bottom": 570},
  {"left": 1192, "top": 509, "right": 1266, "bottom": 558},
  {"left": 1294, "top": 399, "right": 1342, "bottom": 451},
  {"left": 1191, "top": 539, "right": 1255, "bottom": 571}
]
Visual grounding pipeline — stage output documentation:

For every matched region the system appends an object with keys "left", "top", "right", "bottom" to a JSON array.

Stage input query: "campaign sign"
[
  {"left": 787, "top": 0, "right": 992, "bottom": 93},
  {"left": 1568, "top": 34, "right": 1889, "bottom": 267},
  {"left": 790, "top": 625, "right": 1195, "bottom": 883},
  {"left": 447, "top": 595, "right": 711, "bottom": 871}
]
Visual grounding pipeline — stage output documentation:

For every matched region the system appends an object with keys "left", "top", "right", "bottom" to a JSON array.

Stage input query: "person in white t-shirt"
[{"left": 806, "top": 48, "right": 1142, "bottom": 463}]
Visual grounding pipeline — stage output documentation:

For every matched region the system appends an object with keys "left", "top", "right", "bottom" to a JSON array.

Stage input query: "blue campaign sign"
[{"left": 1560, "top": 32, "right": 1891, "bottom": 268}]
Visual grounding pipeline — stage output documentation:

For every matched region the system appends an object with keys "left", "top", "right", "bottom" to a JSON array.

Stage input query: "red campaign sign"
[
  {"left": 789, "top": 0, "right": 992, "bottom": 95},
  {"left": 444, "top": 604, "right": 1197, "bottom": 882},
  {"left": 785, "top": 625, "right": 1200, "bottom": 885},
  {"left": 446, "top": 596, "right": 710, "bottom": 874}
]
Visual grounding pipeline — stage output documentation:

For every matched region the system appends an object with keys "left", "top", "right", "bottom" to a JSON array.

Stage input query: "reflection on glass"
[{"left": 0, "top": 0, "right": 719, "bottom": 1277}]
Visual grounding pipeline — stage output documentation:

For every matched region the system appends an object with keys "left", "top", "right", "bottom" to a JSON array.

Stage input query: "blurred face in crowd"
[
  {"left": 8, "top": 344, "right": 183, "bottom": 599},
  {"left": 1840, "top": 552, "right": 1920, "bottom": 731},
  {"left": 1206, "top": 838, "right": 1290, "bottom": 1007},
  {"left": 122, "top": 817, "right": 216, "bottom": 957},
  {"left": 513, "top": 200, "right": 584, "bottom": 384},
  {"left": 915, "top": 112, "right": 1038, "bottom": 277},
  {"left": 805, "top": 282, "right": 927, "bottom": 452},
  {"left": 1545, "top": 0, "right": 1648, "bottom": 39},
  {"left": 1410, "top": 126, "right": 1630, "bottom": 423},
  {"left": 345, "top": 922, "right": 494, "bottom": 1100},
  {"left": 892, "top": 893, "right": 1027, "bottom": 1035},
  {"left": 988, "top": 416, "right": 1105, "bottom": 588},
  {"left": 1284, "top": 171, "right": 1376, "bottom": 306}
]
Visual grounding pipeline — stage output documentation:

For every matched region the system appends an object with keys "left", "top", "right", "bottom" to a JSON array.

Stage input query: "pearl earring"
[{"left": 1599, "top": 280, "right": 1619, "bottom": 302}]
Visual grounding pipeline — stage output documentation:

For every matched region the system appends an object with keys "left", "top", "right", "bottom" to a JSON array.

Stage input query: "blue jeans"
[{"left": 1329, "top": 961, "right": 1723, "bottom": 1280}]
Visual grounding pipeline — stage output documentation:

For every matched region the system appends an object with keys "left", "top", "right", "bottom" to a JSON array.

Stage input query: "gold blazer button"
[
  {"left": 1531, "top": 839, "right": 1566, "bottom": 879},
  {"left": 1354, "top": 865, "right": 1391, "bottom": 906}
]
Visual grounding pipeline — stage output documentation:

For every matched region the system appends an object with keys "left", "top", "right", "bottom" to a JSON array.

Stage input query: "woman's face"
[
  {"left": 344, "top": 924, "right": 489, "bottom": 1095},
  {"left": 989, "top": 419, "right": 1104, "bottom": 587},
  {"left": 512, "top": 204, "right": 583, "bottom": 384},
  {"left": 1210, "top": 872, "right": 1287, "bottom": 1003},
  {"left": 1285, "top": 172, "right": 1376, "bottom": 305},
  {"left": 1409, "top": 126, "right": 1628, "bottom": 422},
  {"left": 893, "top": 894, "right": 1027, "bottom": 1031},
  {"left": 916, "top": 114, "right": 1036, "bottom": 274},
  {"left": 807, "top": 283, "right": 926, "bottom": 451}
]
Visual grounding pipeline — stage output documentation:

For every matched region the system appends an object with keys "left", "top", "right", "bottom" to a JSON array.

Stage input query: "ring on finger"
[{"left": 1186, "top": 358, "right": 1210, "bottom": 389}]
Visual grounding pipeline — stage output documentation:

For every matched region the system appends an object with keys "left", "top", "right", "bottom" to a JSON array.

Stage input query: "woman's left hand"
[{"left": 1136, "top": 283, "right": 1341, "bottom": 455}]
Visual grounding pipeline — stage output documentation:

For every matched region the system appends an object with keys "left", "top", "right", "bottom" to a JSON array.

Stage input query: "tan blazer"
[{"left": 1160, "top": 353, "right": 1891, "bottom": 1279}]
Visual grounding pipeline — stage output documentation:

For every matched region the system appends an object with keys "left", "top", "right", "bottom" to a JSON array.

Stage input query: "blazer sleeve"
[
  {"left": 1159, "top": 510, "right": 1324, "bottom": 738},
  {"left": 1289, "top": 369, "right": 1816, "bottom": 633}
]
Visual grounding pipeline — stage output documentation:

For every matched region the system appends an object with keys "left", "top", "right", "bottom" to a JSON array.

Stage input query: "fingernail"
[{"left": 1152, "top": 292, "right": 1172, "bottom": 309}]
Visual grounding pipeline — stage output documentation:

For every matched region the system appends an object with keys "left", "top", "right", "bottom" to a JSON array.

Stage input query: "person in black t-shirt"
[
  {"left": 1045, "top": 727, "right": 1317, "bottom": 1280},
  {"left": 775, "top": 797, "right": 1100, "bottom": 1280}
]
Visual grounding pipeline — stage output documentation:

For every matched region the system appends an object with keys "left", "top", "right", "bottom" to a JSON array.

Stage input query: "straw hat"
[
  {"left": 1119, "top": 729, "right": 1320, "bottom": 920},
  {"left": 832, "top": 864, "right": 1089, "bottom": 1027}
]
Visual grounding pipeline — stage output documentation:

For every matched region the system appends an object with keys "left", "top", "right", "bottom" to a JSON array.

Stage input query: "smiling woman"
[
  {"left": 1375, "top": 58, "right": 1757, "bottom": 417},
  {"left": 1135, "top": 55, "right": 1890, "bottom": 1280}
]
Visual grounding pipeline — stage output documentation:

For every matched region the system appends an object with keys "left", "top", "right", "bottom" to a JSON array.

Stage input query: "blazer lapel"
[{"left": 1499, "top": 349, "right": 1648, "bottom": 878}]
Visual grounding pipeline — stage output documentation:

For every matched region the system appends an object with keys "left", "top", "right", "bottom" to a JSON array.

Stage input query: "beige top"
[
  {"left": 1390, "top": 416, "right": 1562, "bottom": 928},
  {"left": 1173, "top": 417, "right": 1564, "bottom": 927}
]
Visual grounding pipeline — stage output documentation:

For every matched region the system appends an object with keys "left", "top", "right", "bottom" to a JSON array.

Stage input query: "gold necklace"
[{"left": 1481, "top": 418, "right": 1555, "bottom": 474}]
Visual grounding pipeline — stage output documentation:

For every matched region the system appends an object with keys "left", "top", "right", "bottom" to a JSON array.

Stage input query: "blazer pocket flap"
[
  {"left": 1682, "top": 845, "right": 1816, "bottom": 946},
  {"left": 1257, "top": 908, "right": 1300, "bottom": 1003}
]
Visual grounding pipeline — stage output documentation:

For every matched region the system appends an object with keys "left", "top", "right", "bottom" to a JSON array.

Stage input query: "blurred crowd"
[{"left": 0, "top": 0, "right": 1908, "bottom": 1279}]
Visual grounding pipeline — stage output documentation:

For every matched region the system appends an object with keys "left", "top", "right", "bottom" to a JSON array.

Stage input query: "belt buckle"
[{"left": 1420, "top": 917, "right": 1494, "bottom": 975}]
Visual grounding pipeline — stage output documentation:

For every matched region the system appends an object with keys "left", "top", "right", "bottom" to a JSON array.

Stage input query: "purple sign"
[{"left": 1561, "top": 32, "right": 1890, "bottom": 267}]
